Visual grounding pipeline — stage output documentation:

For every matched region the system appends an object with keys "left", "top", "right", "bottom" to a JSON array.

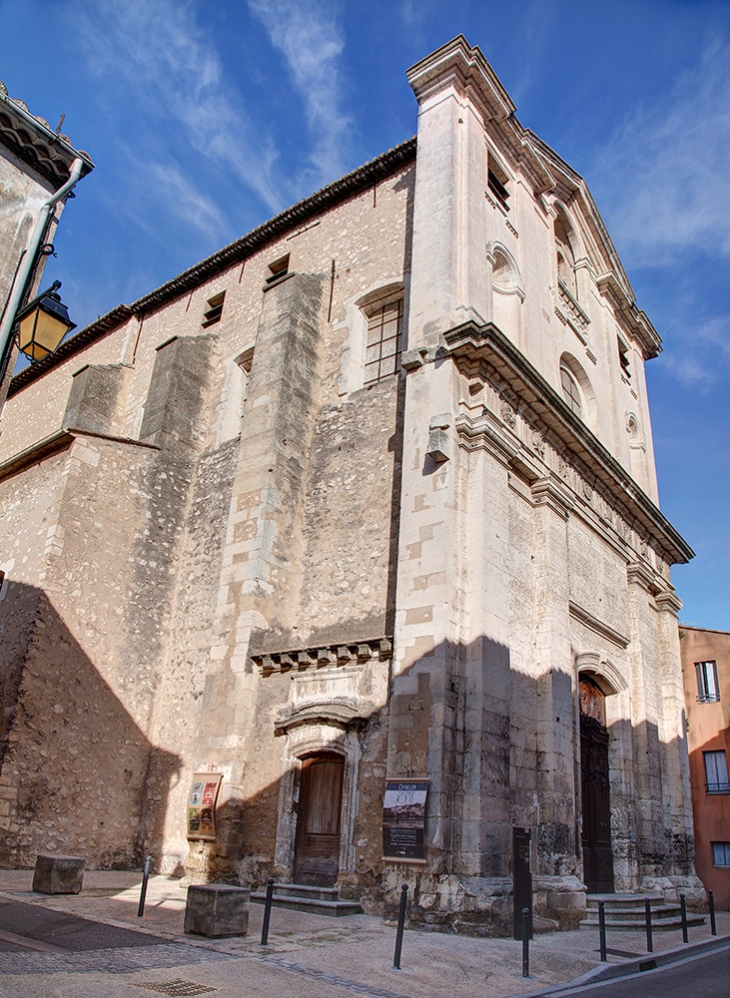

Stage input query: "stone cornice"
[
  {"left": 443, "top": 320, "right": 693, "bottom": 565},
  {"left": 627, "top": 561, "right": 662, "bottom": 595},
  {"left": 654, "top": 589, "right": 683, "bottom": 616},
  {"left": 407, "top": 36, "right": 553, "bottom": 195},
  {"left": 596, "top": 272, "right": 662, "bottom": 360},
  {"left": 251, "top": 637, "right": 393, "bottom": 674}
]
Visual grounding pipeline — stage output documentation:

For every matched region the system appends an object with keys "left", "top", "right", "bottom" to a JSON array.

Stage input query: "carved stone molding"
[
  {"left": 531, "top": 477, "right": 573, "bottom": 519},
  {"left": 654, "top": 589, "right": 683, "bottom": 617},
  {"left": 274, "top": 699, "right": 376, "bottom": 733},
  {"left": 252, "top": 637, "right": 392, "bottom": 674},
  {"left": 569, "top": 602, "right": 630, "bottom": 650},
  {"left": 626, "top": 561, "right": 662, "bottom": 596}
]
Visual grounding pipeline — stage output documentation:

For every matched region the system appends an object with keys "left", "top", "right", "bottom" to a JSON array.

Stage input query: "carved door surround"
[{"left": 273, "top": 718, "right": 362, "bottom": 883}]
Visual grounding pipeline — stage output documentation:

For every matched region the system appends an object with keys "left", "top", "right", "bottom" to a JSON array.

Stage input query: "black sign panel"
[{"left": 382, "top": 781, "right": 429, "bottom": 861}]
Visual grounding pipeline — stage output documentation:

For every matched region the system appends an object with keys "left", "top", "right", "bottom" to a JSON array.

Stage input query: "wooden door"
[
  {"left": 293, "top": 753, "right": 344, "bottom": 886},
  {"left": 580, "top": 712, "right": 615, "bottom": 893}
]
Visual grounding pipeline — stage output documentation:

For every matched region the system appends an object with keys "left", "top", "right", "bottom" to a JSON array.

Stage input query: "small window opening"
[
  {"left": 696, "top": 661, "right": 720, "bottom": 703},
  {"left": 266, "top": 254, "right": 290, "bottom": 284},
  {"left": 487, "top": 154, "right": 509, "bottom": 211},
  {"left": 712, "top": 842, "right": 730, "bottom": 867},
  {"left": 364, "top": 298, "right": 403, "bottom": 385},
  {"left": 704, "top": 751, "right": 729, "bottom": 794},
  {"left": 202, "top": 291, "right": 226, "bottom": 328},
  {"left": 618, "top": 338, "right": 631, "bottom": 378}
]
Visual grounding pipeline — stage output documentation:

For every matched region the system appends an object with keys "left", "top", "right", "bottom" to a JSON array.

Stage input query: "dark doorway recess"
[
  {"left": 580, "top": 689, "right": 615, "bottom": 894},
  {"left": 293, "top": 752, "right": 344, "bottom": 886}
]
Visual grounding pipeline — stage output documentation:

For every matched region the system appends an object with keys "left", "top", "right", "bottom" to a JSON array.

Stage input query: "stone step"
[
  {"left": 586, "top": 893, "right": 664, "bottom": 909},
  {"left": 250, "top": 883, "right": 362, "bottom": 917},
  {"left": 580, "top": 914, "right": 705, "bottom": 932},
  {"left": 273, "top": 883, "right": 340, "bottom": 901},
  {"left": 584, "top": 904, "right": 682, "bottom": 921}
]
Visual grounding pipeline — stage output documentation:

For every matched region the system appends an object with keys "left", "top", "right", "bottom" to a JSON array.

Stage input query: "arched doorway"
[
  {"left": 579, "top": 676, "right": 615, "bottom": 893},
  {"left": 293, "top": 752, "right": 345, "bottom": 886}
]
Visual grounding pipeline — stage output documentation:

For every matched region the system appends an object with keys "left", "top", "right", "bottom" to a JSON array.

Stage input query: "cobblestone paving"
[{"left": 0, "top": 941, "right": 234, "bottom": 975}]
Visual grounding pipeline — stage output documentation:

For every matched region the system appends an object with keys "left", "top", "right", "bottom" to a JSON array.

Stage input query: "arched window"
[{"left": 560, "top": 362, "right": 582, "bottom": 416}]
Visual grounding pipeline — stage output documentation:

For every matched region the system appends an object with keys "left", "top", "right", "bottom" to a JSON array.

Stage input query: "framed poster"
[
  {"left": 187, "top": 773, "right": 222, "bottom": 841},
  {"left": 382, "top": 780, "right": 429, "bottom": 861}
]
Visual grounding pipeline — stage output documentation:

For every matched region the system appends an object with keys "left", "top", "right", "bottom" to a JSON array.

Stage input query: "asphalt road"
[{"left": 544, "top": 948, "right": 730, "bottom": 998}]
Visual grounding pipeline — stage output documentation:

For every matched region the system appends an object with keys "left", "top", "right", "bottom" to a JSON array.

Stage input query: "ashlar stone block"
[
  {"left": 184, "top": 884, "right": 250, "bottom": 937},
  {"left": 32, "top": 854, "right": 85, "bottom": 894}
]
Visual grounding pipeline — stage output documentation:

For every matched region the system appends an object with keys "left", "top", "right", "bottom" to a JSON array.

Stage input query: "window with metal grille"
[
  {"left": 704, "top": 751, "right": 729, "bottom": 794},
  {"left": 712, "top": 842, "right": 730, "bottom": 867},
  {"left": 364, "top": 298, "right": 403, "bottom": 385},
  {"left": 696, "top": 660, "right": 720, "bottom": 703}
]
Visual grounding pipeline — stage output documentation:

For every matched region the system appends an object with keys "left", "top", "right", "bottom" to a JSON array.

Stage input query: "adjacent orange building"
[{"left": 680, "top": 625, "right": 730, "bottom": 908}]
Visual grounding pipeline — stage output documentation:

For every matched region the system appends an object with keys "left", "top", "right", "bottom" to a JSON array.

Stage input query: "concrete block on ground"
[
  {"left": 32, "top": 854, "right": 85, "bottom": 894},
  {"left": 184, "top": 884, "right": 250, "bottom": 937}
]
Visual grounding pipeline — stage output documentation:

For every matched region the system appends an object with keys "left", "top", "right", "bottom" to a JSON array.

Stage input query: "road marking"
[{"left": 0, "top": 928, "right": 68, "bottom": 954}]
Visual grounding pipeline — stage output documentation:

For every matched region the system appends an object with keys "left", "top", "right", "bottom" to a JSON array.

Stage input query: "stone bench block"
[
  {"left": 32, "top": 854, "right": 85, "bottom": 895},
  {"left": 184, "top": 884, "right": 250, "bottom": 938}
]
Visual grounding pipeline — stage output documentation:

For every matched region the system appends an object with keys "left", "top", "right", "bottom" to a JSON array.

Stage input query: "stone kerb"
[
  {"left": 184, "top": 884, "right": 250, "bottom": 938},
  {"left": 32, "top": 854, "right": 85, "bottom": 895}
]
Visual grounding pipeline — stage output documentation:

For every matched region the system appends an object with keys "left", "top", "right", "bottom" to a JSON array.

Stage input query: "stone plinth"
[
  {"left": 32, "top": 854, "right": 85, "bottom": 895},
  {"left": 184, "top": 884, "right": 250, "bottom": 937}
]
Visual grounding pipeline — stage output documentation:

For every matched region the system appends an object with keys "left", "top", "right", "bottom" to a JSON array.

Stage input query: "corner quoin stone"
[
  {"left": 184, "top": 884, "right": 251, "bottom": 938},
  {"left": 32, "top": 854, "right": 85, "bottom": 895}
]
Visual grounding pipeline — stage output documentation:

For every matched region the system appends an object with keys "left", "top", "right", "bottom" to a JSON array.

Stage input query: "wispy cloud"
[
  {"left": 662, "top": 315, "right": 730, "bottom": 392},
  {"left": 247, "top": 0, "right": 351, "bottom": 187},
  {"left": 591, "top": 40, "right": 730, "bottom": 263},
  {"left": 69, "top": 0, "right": 282, "bottom": 215}
]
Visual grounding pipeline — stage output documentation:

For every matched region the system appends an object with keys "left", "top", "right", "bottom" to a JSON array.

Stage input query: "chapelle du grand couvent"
[{"left": 0, "top": 38, "right": 703, "bottom": 932}]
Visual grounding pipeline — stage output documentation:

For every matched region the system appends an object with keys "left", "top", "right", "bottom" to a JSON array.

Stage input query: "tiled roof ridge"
[{"left": 8, "top": 137, "right": 416, "bottom": 397}]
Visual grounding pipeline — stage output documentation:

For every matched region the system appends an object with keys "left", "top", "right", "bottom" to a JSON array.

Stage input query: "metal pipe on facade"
[{"left": 0, "top": 157, "right": 85, "bottom": 384}]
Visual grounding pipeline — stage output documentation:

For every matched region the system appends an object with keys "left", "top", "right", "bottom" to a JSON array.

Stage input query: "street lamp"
[{"left": 15, "top": 281, "right": 76, "bottom": 361}]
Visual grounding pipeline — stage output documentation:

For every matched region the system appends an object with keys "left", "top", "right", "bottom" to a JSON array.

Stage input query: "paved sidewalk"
[{"left": 0, "top": 870, "right": 726, "bottom": 998}]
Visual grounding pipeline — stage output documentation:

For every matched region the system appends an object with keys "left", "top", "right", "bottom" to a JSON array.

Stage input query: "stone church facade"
[{"left": 0, "top": 38, "right": 701, "bottom": 931}]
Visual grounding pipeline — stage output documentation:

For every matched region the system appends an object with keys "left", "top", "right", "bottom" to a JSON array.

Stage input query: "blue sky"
[{"left": 1, "top": 0, "right": 728, "bottom": 628}]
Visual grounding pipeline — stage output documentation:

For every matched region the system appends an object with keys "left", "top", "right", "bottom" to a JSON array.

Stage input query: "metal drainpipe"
[{"left": 0, "top": 157, "right": 85, "bottom": 383}]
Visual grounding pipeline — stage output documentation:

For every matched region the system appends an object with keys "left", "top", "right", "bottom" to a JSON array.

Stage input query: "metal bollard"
[
  {"left": 521, "top": 908, "right": 530, "bottom": 978},
  {"left": 680, "top": 893, "right": 688, "bottom": 943},
  {"left": 392, "top": 884, "right": 408, "bottom": 970},
  {"left": 260, "top": 877, "right": 275, "bottom": 946},
  {"left": 598, "top": 899, "right": 607, "bottom": 962},
  {"left": 709, "top": 890, "right": 717, "bottom": 936},
  {"left": 137, "top": 854, "right": 152, "bottom": 918},
  {"left": 644, "top": 897, "right": 653, "bottom": 953}
]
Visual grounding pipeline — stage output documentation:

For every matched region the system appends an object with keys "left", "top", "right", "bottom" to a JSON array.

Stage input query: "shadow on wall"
[
  {"left": 0, "top": 582, "right": 181, "bottom": 869},
  {"left": 181, "top": 636, "right": 699, "bottom": 932}
]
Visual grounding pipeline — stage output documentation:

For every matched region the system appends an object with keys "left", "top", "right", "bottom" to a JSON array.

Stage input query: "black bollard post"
[
  {"left": 598, "top": 899, "right": 607, "bottom": 962},
  {"left": 709, "top": 890, "right": 717, "bottom": 936},
  {"left": 260, "top": 878, "right": 275, "bottom": 946},
  {"left": 137, "top": 854, "right": 152, "bottom": 918},
  {"left": 393, "top": 884, "right": 408, "bottom": 970},
  {"left": 521, "top": 908, "right": 530, "bottom": 978},
  {"left": 680, "top": 893, "right": 688, "bottom": 943},
  {"left": 644, "top": 897, "right": 653, "bottom": 953}
]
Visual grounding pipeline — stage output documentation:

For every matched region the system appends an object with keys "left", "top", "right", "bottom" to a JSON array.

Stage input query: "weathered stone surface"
[
  {"left": 0, "top": 37, "right": 698, "bottom": 935},
  {"left": 184, "top": 884, "right": 250, "bottom": 937},
  {"left": 32, "top": 854, "right": 85, "bottom": 894}
]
